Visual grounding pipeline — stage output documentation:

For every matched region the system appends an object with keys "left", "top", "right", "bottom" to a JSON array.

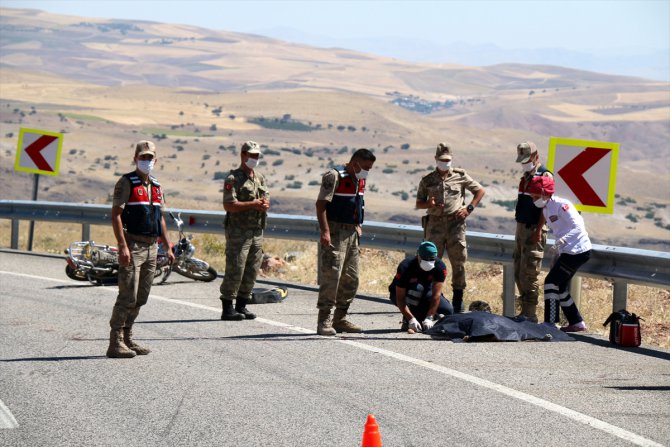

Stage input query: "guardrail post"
[
  {"left": 11, "top": 219, "right": 20, "bottom": 250},
  {"left": 82, "top": 224, "right": 90, "bottom": 242},
  {"left": 570, "top": 276, "right": 582, "bottom": 308},
  {"left": 502, "top": 263, "right": 516, "bottom": 317},
  {"left": 612, "top": 279, "right": 628, "bottom": 311}
]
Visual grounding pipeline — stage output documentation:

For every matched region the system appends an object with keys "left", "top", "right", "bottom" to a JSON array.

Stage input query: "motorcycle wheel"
[
  {"left": 173, "top": 262, "right": 218, "bottom": 282},
  {"left": 65, "top": 265, "right": 88, "bottom": 281}
]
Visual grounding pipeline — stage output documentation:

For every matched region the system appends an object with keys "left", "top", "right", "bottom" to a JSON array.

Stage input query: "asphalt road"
[{"left": 0, "top": 250, "right": 668, "bottom": 447}]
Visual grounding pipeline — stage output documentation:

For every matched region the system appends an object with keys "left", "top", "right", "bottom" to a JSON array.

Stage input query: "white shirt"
[{"left": 542, "top": 196, "right": 592, "bottom": 255}]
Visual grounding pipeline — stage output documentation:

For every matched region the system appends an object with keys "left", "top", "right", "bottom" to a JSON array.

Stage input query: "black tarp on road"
[{"left": 426, "top": 312, "right": 575, "bottom": 342}]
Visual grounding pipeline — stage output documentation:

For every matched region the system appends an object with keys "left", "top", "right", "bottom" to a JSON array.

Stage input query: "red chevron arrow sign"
[
  {"left": 14, "top": 128, "right": 63, "bottom": 176},
  {"left": 547, "top": 137, "right": 620, "bottom": 214}
]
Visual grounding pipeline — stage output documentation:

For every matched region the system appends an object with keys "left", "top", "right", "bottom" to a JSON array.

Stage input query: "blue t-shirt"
[{"left": 389, "top": 256, "right": 447, "bottom": 302}]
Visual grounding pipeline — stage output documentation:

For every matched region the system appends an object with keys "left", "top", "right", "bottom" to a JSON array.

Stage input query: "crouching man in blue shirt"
[{"left": 389, "top": 241, "right": 455, "bottom": 332}]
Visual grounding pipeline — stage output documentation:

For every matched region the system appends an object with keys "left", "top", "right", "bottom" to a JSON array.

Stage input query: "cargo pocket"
[
  {"left": 323, "top": 229, "right": 342, "bottom": 270},
  {"left": 526, "top": 250, "right": 544, "bottom": 277}
]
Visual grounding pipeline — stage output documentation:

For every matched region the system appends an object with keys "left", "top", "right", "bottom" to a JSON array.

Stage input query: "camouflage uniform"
[
  {"left": 315, "top": 156, "right": 379, "bottom": 336},
  {"left": 317, "top": 168, "right": 361, "bottom": 312},
  {"left": 513, "top": 141, "right": 552, "bottom": 322},
  {"left": 107, "top": 140, "right": 167, "bottom": 358},
  {"left": 111, "top": 174, "right": 162, "bottom": 333},
  {"left": 220, "top": 168, "right": 269, "bottom": 305},
  {"left": 417, "top": 168, "right": 483, "bottom": 292}
]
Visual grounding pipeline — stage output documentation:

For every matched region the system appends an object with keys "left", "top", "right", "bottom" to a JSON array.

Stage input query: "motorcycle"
[
  {"left": 64, "top": 212, "right": 217, "bottom": 285},
  {"left": 64, "top": 240, "right": 123, "bottom": 285},
  {"left": 155, "top": 212, "right": 218, "bottom": 283}
]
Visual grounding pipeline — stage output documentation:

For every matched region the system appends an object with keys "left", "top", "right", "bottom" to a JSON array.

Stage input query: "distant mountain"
[
  {"left": 0, "top": 7, "right": 658, "bottom": 93},
  {"left": 255, "top": 29, "right": 670, "bottom": 82}
]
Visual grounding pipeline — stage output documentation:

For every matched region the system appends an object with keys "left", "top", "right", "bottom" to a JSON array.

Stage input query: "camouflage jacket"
[
  {"left": 223, "top": 168, "right": 269, "bottom": 230},
  {"left": 416, "top": 168, "right": 483, "bottom": 216}
]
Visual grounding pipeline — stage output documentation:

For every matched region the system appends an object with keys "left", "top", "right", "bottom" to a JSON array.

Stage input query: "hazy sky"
[{"left": 5, "top": 0, "right": 670, "bottom": 79}]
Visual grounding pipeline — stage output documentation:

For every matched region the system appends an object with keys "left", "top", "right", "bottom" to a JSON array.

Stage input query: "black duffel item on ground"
[
  {"left": 426, "top": 312, "right": 574, "bottom": 342},
  {"left": 603, "top": 309, "right": 642, "bottom": 347},
  {"left": 249, "top": 286, "right": 288, "bottom": 304}
]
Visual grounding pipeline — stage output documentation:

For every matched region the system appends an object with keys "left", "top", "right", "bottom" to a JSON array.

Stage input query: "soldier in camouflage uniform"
[
  {"left": 219, "top": 141, "right": 270, "bottom": 321},
  {"left": 107, "top": 140, "right": 175, "bottom": 358},
  {"left": 513, "top": 141, "right": 552, "bottom": 322},
  {"left": 315, "top": 148, "right": 376, "bottom": 336},
  {"left": 416, "top": 143, "right": 486, "bottom": 313}
]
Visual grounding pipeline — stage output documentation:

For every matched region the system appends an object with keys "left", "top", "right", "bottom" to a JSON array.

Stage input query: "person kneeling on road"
[{"left": 389, "top": 241, "right": 454, "bottom": 333}]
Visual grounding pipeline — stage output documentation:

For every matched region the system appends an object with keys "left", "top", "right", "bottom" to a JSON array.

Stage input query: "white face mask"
[
  {"left": 355, "top": 164, "right": 369, "bottom": 180},
  {"left": 436, "top": 161, "right": 452, "bottom": 171},
  {"left": 137, "top": 159, "right": 154, "bottom": 174},
  {"left": 419, "top": 260, "right": 435, "bottom": 271},
  {"left": 245, "top": 158, "right": 259, "bottom": 169},
  {"left": 533, "top": 198, "right": 548, "bottom": 208},
  {"left": 521, "top": 161, "right": 535, "bottom": 172}
]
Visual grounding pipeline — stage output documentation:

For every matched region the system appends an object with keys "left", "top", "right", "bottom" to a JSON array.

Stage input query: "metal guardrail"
[{"left": 1, "top": 200, "right": 669, "bottom": 314}]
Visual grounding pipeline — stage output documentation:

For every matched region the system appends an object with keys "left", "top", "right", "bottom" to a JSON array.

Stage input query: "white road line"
[
  {"left": 0, "top": 399, "right": 19, "bottom": 429},
  {"left": 0, "top": 271, "right": 665, "bottom": 447}
]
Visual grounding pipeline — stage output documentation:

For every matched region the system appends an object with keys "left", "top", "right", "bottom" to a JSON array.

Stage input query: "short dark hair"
[{"left": 350, "top": 148, "right": 376, "bottom": 163}]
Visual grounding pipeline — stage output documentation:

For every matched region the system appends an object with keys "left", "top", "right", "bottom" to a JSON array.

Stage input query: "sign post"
[{"left": 14, "top": 128, "right": 64, "bottom": 250}]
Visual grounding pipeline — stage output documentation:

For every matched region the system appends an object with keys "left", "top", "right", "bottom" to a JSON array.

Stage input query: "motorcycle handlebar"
[{"left": 168, "top": 211, "right": 184, "bottom": 231}]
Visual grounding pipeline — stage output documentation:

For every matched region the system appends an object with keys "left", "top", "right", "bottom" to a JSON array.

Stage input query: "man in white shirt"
[{"left": 527, "top": 176, "right": 592, "bottom": 333}]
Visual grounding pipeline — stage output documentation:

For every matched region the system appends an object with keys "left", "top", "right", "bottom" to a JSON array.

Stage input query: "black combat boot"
[
  {"left": 452, "top": 289, "right": 465, "bottom": 314},
  {"left": 221, "top": 300, "right": 245, "bottom": 321},
  {"left": 235, "top": 298, "right": 257, "bottom": 320}
]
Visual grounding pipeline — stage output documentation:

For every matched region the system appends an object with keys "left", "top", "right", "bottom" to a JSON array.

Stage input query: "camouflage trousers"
[
  {"left": 317, "top": 222, "right": 359, "bottom": 310},
  {"left": 220, "top": 227, "right": 264, "bottom": 302},
  {"left": 424, "top": 214, "right": 467, "bottom": 290},
  {"left": 513, "top": 222, "right": 547, "bottom": 307},
  {"left": 110, "top": 240, "right": 157, "bottom": 330}
]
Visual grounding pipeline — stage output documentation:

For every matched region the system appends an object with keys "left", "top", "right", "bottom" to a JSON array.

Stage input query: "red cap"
[{"left": 527, "top": 176, "right": 555, "bottom": 196}]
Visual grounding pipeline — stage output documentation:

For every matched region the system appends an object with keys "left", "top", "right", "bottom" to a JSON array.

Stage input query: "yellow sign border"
[
  {"left": 14, "top": 128, "right": 63, "bottom": 176},
  {"left": 547, "top": 137, "right": 619, "bottom": 214}
]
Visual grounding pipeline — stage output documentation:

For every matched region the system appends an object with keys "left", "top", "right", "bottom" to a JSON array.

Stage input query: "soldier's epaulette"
[
  {"left": 452, "top": 168, "right": 466, "bottom": 175},
  {"left": 421, "top": 170, "right": 435, "bottom": 180},
  {"left": 224, "top": 170, "right": 239, "bottom": 184},
  {"left": 232, "top": 168, "right": 248, "bottom": 180}
]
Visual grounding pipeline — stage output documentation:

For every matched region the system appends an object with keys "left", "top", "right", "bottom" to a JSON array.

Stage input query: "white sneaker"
[{"left": 560, "top": 321, "right": 587, "bottom": 333}]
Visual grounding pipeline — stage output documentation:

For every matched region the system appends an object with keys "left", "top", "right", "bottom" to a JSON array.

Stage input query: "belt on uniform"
[
  {"left": 329, "top": 221, "right": 359, "bottom": 230},
  {"left": 227, "top": 227, "right": 263, "bottom": 236},
  {"left": 428, "top": 212, "right": 458, "bottom": 221},
  {"left": 126, "top": 233, "right": 158, "bottom": 244}
]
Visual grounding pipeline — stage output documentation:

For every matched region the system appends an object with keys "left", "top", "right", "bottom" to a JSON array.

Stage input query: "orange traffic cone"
[{"left": 361, "top": 414, "right": 382, "bottom": 447}]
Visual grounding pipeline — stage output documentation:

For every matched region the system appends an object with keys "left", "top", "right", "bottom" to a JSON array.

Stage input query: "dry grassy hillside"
[{"left": 1, "top": 7, "right": 669, "bottom": 249}]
